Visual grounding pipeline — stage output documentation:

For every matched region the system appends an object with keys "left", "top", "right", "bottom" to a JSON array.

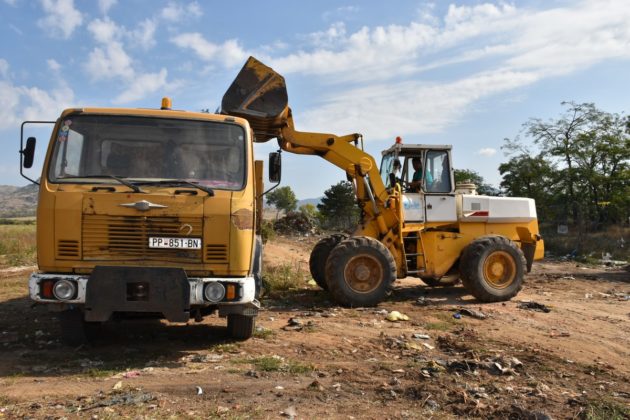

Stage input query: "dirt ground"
[{"left": 0, "top": 235, "right": 628, "bottom": 419}]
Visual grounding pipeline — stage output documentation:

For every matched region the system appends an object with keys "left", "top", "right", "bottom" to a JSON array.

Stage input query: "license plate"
[{"left": 148, "top": 237, "right": 202, "bottom": 249}]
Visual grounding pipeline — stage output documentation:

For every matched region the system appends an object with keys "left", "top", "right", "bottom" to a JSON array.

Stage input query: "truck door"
[{"left": 424, "top": 150, "right": 457, "bottom": 222}]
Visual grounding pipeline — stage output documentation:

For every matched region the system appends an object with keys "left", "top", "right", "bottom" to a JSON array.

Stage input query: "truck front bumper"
[{"left": 29, "top": 267, "right": 259, "bottom": 322}]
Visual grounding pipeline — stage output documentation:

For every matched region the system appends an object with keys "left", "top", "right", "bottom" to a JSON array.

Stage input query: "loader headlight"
[
  {"left": 204, "top": 282, "right": 225, "bottom": 303},
  {"left": 53, "top": 279, "right": 77, "bottom": 301}
]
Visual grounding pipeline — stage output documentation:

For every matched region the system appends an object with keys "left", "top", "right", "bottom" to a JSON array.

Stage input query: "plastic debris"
[
  {"left": 386, "top": 311, "right": 409, "bottom": 322},
  {"left": 112, "top": 381, "right": 123, "bottom": 390},
  {"left": 452, "top": 313, "right": 462, "bottom": 319},
  {"left": 196, "top": 386, "right": 203, "bottom": 395},
  {"left": 457, "top": 308, "right": 488, "bottom": 320},
  {"left": 281, "top": 406, "right": 297, "bottom": 419},
  {"left": 122, "top": 371, "right": 141, "bottom": 378},
  {"left": 517, "top": 301, "right": 551, "bottom": 313},
  {"left": 412, "top": 333, "right": 430, "bottom": 340}
]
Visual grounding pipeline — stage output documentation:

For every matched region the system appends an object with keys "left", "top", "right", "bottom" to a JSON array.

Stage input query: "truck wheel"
[
  {"left": 325, "top": 236, "right": 396, "bottom": 307},
  {"left": 460, "top": 236, "right": 526, "bottom": 302},
  {"left": 228, "top": 314, "right": 256, "bottom": 340},
  {"left": 59, "top": 308, "right": 101, "bottom": 346},
  {"left": 309, "top": 234, "right": 348, "bottom": 290}
]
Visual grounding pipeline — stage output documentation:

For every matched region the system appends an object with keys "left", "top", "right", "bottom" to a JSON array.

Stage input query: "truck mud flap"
[{"left": 85, "top": 266, "right": 190, "bottom": 323}]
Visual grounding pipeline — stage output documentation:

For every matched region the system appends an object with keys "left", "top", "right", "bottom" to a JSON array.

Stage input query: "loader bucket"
[{"left": 221, "top": 56, "right": 289, "bottom": 142}]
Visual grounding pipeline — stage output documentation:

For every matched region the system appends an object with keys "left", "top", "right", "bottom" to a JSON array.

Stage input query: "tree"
[
  {"left": 317, "top": 181, "right": 359, "bottom": 230},
  {"left": 503, "top": 101, "right": 630, "bottom": 227},
  {"left": 453, "top": 169, "right": 500, "bottom": 196},
  {"left": 498, "top": 154, "right": 559, "bottom": 220},
  {"left": 266, "top": 186, "right": 297, "bottom": 219}
]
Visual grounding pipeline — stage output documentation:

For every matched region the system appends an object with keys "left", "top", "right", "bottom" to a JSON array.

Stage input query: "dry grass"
[
  {"left": 0, "top": 224, "right": 37, "bottom": 268},
  {"left": 542, "top": 225, "right": 629, "bottom": 260},
  {"left": 262, "top": 262, "right": 309, "bottom": 293}
]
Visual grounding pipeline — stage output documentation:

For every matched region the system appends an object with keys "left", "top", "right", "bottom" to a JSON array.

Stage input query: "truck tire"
[
  {"left": 59, "top": 308, "right": 101, "bottom": 346},
  {"left": 325, "top": 236, "right": 396, "bottom": 307},
  {"left": 460, "top": 236, "right": 526, "bottom": 302},
  {"left": 309, "top": 234, "right": 348, "bottom": 290},
  {"left": 228, "top": 314, "right": 256, "bottom": 340}
]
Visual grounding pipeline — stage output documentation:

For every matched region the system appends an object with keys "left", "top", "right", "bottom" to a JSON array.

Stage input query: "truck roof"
[
  {"left": 380, "top": 143, "right": 452, "bottom": 156},
  {"left": 58, "top": 107, "right": 251, "bottom": 128}
]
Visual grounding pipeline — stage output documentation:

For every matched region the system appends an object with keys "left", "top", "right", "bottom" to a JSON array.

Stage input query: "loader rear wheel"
[
  {"left": 460, "top": 236, "right": 526, "bottom": 302},
  {"left": 325, "top": 236, "right": 396, "bottom": 307},
  {"left": 309, "top": 234, "right": 348, "bottom": 290}
]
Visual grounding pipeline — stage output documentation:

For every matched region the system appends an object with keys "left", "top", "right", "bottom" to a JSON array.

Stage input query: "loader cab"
[{"left": 380, "top": 143, "right": 457, "bottom": 223}]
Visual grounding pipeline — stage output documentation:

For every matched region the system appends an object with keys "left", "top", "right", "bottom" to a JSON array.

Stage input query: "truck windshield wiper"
[
  {"left": 59, "top": 175, "right": 146, "bottom": 193},
  {"left": 134, "top": 180, "right": 215, "bottom": 196}
]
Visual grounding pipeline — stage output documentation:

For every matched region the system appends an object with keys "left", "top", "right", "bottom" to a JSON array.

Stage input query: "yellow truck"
[{"left": 21, "top": 98, "right": 277, "bottom": 344}]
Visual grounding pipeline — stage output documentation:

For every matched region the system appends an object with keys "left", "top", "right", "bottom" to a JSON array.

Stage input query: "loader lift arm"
[{"left": 222, "top": 57, "right": 406, "bottom": 276}]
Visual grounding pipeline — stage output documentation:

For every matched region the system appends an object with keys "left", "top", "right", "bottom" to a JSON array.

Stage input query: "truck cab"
[{"left": 21, "top": 98, "right": 274, "bottom": 343}]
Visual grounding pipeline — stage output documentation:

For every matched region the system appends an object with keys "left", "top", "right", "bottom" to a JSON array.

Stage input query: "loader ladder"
[{"left": 403, "top": 232, "right": 427, "bottom": 276}]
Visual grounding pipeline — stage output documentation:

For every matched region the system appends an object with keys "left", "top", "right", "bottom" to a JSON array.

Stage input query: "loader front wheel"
[
  {"left": 309, "top": 234, "right": 348, "bottom": 290},
  {"left": 460, "top": 236, "right": 526, "bottom": 302},
  {"left": 325, "top": 236, "right": 396, "bottom": 307}
]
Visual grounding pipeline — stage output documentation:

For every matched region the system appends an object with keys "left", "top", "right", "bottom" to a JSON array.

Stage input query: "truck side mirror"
[
  {"left": 268, "top": 152, "right": 281, "bottom": 183},
  {"left": 22, "top": 137, "right": 36, "bottom": 169}
]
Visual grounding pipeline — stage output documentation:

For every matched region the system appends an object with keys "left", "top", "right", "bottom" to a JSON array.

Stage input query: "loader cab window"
[{"left": 425, "top": 150, "right": 452, "bottom": 193}]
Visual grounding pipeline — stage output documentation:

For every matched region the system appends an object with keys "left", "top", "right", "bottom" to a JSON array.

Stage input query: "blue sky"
[{"left": 1, "top": 0, "right": 629, "bottom": 199}]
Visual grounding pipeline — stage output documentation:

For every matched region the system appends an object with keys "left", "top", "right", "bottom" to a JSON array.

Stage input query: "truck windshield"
[{"left": 48, "top": 115, "right": 246, "bottom": 190}]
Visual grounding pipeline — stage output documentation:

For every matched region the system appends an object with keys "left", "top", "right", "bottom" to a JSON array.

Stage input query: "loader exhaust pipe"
[{"left": 221, "top": 56, "right": 289, "bottom": 142}]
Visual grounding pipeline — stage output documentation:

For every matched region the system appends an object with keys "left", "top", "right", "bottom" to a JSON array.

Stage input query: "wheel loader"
[{"left": 222, "top": 57, "right": 544, "bottom": 307}]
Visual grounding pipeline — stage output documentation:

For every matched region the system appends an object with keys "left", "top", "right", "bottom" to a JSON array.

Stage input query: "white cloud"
[
  {"left": 114, "top": 69, "right": 168, "bottom": 103},
  {"left": 0, "top": 59, "right": 9, "bottom": 78},
  {"left": 476, "top": 148, "right": 497, "bottom": 157},
  {"left": 161, "top": 1, "right": 202, "bottom": 22},
  {"left": 85, "top": 42, "right": 134, "bottom": 80},
  {"left": 98, "top": 0, "right": 116, "bottom": 14},
  {"left": 171, "top": 33, "right": 248, "bottom": 67},
  {"left": 37, "top": 0, "right": 83, "bottom": 39},
  {"left": 3, "top": 0, "right": 18, "bottom": 6},
  {"left": 248, "top": 0, "right": 630, "bottom": 140},
  {"left": 130, "top": 19, "right": 157, "bottom": 49},
  {"left": 0, "top": 79, "right": 75, "bottom": 130},
  {"left": 46, "top": 59, "right": 61, "bottom": 71},
  {"left": 87, "top": 17, "right": 120, "bottom": 44}
]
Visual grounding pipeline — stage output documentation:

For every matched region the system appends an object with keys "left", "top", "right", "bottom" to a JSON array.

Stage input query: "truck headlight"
[
  {"left": 53, "top": 279, "right": 77, "bottom": 301},
  {"left": 204, "top": 282, "right": 225, "bottom": 302}
]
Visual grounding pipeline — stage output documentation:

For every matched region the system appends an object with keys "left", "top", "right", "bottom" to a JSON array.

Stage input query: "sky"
[{"left": 1, "top": 0, "right": 629, "bottom": 199}]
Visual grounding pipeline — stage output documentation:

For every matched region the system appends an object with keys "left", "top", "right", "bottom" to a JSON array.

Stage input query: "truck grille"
[
  {"left": 205, "top": 244, "right": 228, "bottom": 263},
  {"left": 57, "top": 240, "right": 80, "bottom": 259},
  {"left": 82, "top": 215, "right": 203, "bottom": 263}
]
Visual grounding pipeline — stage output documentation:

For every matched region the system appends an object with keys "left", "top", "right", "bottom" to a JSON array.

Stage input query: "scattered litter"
[
  {"left": 457, "top": 308, "right": 488, "bottom": 320},
  {"left": 112, "top": 381, "right": 123, "bottom": 390},
  {"left": 517, "top": 301, "right": 551, "bottom": 313},
  {"left": 79, "top": 391, "right": 155, "bottom": 412},
  {"left": 281, "top": 406, "right": 297, "bottom": 419},
  {"left": 282, "top": 318, "right": 303, "bottom": 331},
  {"left": 306, "top": 279, "right": 317, "bottom": 287},
  {"left": 195, "top": 386, "right": 203, "bottom": 395},
  {"left": 422, "top": 342, "right": 435, "bottom": 350},
  {"left": 332, "top": 383, "right": 342, "bottom": 391},
  {"left": 386, "top": 311, "right": 409, "bottom": 322},
  {"left": 275, "top": 385, "right": 285, "bottom": 390},
  {"left": 308, "top": 379, "right": 324, "bottom": 391},
  {"left": 452, "top": 313, "right": 461, "bottom": 320},
  {"left": 245, "top": 370, "right": 259, "bottom": 378},
  {"left": 122, "top": 371, "right": 141, "bottom": 379},
  {"left": 412, "top": 333, "right": 430, "bottom": 340}
]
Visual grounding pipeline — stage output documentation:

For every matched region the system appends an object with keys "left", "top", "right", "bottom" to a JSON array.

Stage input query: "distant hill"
[{"left": 0, "top": 184, "right": 38, "bottom": 217}]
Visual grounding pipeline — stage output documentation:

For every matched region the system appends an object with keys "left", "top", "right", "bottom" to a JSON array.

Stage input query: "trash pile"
[{"left": 273, "top": 212, "right": 317, "bottom": 235}]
